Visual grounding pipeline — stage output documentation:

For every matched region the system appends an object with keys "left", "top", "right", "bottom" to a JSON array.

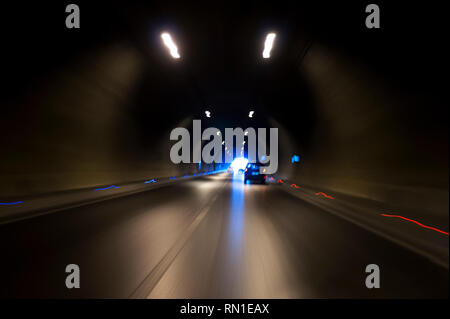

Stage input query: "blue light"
[
  {"left": 291, "top": 155, "right": 300, "bottom": 163},
  {"left": 0, "top": 201, "right": 23, "bottom": 206},
  {"left": 144, "top": 179, "right": 157, "bottom": 183},
  {"left": 94, "top": 185, "right": 120, "bottom": 191},
  {"left": 230, "top": 157, "right": 249, "bottom": 172}
]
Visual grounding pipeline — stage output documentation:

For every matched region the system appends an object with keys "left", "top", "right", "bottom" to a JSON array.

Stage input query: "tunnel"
[{"left": 0, "top": 1, "right": 448, "bottom": 299}]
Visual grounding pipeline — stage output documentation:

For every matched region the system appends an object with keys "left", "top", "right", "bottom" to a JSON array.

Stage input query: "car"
[{"left": 244, "top": 162, "right": 266, "bottom": 184}]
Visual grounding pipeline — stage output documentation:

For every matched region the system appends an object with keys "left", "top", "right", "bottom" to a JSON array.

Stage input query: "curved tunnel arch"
[{"left": 0, "top": 1, "right": 447, "bottom": 215}]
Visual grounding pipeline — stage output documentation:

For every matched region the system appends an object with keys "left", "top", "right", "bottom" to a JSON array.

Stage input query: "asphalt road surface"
[{"left": 0, "top": 173, "right": 447, "bottom": 298}]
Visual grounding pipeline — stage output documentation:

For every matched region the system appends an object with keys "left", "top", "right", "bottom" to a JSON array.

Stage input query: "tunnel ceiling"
[{"left": 1, "top": 1, "right": 447, "bottom": 151}]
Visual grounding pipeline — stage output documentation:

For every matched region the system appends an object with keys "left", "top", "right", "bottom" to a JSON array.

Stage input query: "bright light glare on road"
[
  {"left": 230, "top": 157, "right": 248, "bottom": 172},
  {"left": 263, "top": 33, "right": 276, "bottom": 58},
  {"left": 161, "top": 32, "right": 180, "bottom": 59}
]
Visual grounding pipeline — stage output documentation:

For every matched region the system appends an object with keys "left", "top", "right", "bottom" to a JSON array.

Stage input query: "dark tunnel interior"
[
  {"left": 0, "top": 0, "right": 448, "bottom": 300},
  {"left": 1, "top": 1, "right": 447, "bottom": 209}
]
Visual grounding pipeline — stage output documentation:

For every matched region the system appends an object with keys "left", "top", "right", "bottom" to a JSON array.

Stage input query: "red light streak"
[
  {"left": 290, "top": 184, "right": 301, "bottom": 188},
  {"left": 315, "top": 192, "right": 334, "bottom": 199},
  {"left": 277, "top": 179, "right": 284, "bottom": 184},
  {"left": 381, "top": 213, "right": 449, "bottom": 236}
]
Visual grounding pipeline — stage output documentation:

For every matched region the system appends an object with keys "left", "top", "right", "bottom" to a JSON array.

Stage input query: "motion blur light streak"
[
  {"left": 0, "top": 201, "right": 23, "bottom": 205},
  {"left": 263, "top": 33, "right": 276, "bottom": 58},
  {"left": 144, "top": 179, "right": 157, "bottom": 183},
  {"left": 315, "top": 192, "right": 334, "bottom": 199},
  {"left": 161, "top": 32, "right": 180, "bottom": 59},
  {"left": 93, "top": 185, "right": 120, "bottom": 191},
  {"left": 229, "top": 175, "right": 245, "bottom": 258},
  {"left": 381, "top": 214, "right": 449, "bottom": 236},
  {"left": 290, "top": 184, "right": 301, "bottom": 188}
]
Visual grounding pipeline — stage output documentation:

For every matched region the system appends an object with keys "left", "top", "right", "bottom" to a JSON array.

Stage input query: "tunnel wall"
[
  {"left": 0, "top": 43, "right": 199, "bottom": 198},
  {"left": 281, "top": 43, "right": 448, "bottom": 215}
]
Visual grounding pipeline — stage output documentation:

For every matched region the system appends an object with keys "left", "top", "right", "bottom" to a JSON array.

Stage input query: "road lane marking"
[{"left": 130, "top": 181, "right": 227, "bottom": 299}]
